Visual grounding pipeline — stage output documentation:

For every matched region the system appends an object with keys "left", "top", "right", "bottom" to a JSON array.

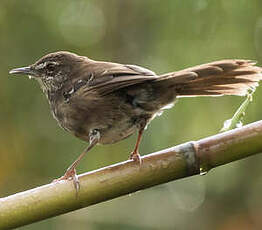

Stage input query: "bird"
[{"left": 9, "top": 51, "right": 262, "bottom": 190}]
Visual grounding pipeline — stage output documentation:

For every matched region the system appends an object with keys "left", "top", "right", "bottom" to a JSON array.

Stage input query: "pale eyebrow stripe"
[
  {"left": 35, "top": 62, "right": 46, "bottom": 70},
  {"left": 35, "top": 61, "right": 59, "bottom": 70}
]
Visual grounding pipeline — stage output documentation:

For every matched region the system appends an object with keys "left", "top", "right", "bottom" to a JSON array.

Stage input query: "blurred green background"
[{"left": 1, "top": 0, "right": 262, "bottom": 229}]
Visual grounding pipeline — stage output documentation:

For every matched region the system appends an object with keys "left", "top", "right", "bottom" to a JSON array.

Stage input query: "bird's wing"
[{"left": 81, "top": 62, "right": 157, "bottom": 95}]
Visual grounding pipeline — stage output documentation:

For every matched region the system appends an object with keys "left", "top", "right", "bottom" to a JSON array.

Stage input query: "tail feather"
[{"left": 156, "top": 59, "right": 262, "bottom": 97}]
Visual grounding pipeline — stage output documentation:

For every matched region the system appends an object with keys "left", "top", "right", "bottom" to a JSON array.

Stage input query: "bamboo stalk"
[{"left": 1, "top": 120, "right": 262, "bottom": 230}]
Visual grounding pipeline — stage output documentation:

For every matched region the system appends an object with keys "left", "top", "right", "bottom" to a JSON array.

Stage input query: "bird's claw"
[
  {"left": 129, "top": 151, "right": 142, "bottom": 165},
  {"left": 52, "top": 167, "right": 80, "bottom": 193}
]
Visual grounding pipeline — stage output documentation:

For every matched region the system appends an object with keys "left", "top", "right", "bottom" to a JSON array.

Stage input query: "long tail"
[{"left": 156, "top": 59, "right": 262, "bottom": 97}]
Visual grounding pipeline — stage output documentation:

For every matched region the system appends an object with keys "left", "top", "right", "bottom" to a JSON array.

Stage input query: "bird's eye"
[{"left": 46, "top": 63, "right": 56, "bottom": 72}]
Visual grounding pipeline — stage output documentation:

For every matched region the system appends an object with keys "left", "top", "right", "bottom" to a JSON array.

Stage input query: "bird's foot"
[
  {"left": 53, "top": 167, "right": 80, "bottom": 193},
  {"left": 129, "top": 151, "right": 142, "bottom": 165}
]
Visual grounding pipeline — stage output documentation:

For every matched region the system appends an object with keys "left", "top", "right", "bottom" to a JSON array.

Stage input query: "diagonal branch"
[{"left": 1, "top": 120, "right": 262, "bottom": 229}]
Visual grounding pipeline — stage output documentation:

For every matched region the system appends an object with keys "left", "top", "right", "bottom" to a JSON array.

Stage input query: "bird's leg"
[
  {"left": 129, "top": 120, "right": 147, "bottom": 164},
  {"left": 54, "top": 129, "right": 100, "bottom": 191}
]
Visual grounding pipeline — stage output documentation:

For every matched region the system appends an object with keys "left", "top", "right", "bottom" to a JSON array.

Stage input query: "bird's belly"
[
  {"left": 51, "top": 100, "right": 139, "bottom": 145},
  {"left": 98, "top": 118, "right": 137, "bottom": 144},
  {"left": 66, "top": 114, "right": 137, "bottom": 145}
]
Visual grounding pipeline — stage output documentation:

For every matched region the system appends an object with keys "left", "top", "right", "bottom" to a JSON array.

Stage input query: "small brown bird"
[{"left": 9, "top": 51, "right": 262, "bottom": 189}]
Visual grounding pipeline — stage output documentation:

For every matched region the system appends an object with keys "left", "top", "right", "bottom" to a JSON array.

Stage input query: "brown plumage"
[
  {"left": 157, "top": 59, "right": 261, "bottom": 96},
  {"left": 9, "top": 51, "right": 262, "bottom": 190}
]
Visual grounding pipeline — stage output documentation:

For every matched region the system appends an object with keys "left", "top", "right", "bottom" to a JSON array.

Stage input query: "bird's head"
[{"left": 9, "top": 51, "right": 86, "bottom": 92}]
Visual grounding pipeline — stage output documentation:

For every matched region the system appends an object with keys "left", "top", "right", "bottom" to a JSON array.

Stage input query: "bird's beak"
[{"left": 9, "top": 66, "right": 37, "bottom": 77}]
